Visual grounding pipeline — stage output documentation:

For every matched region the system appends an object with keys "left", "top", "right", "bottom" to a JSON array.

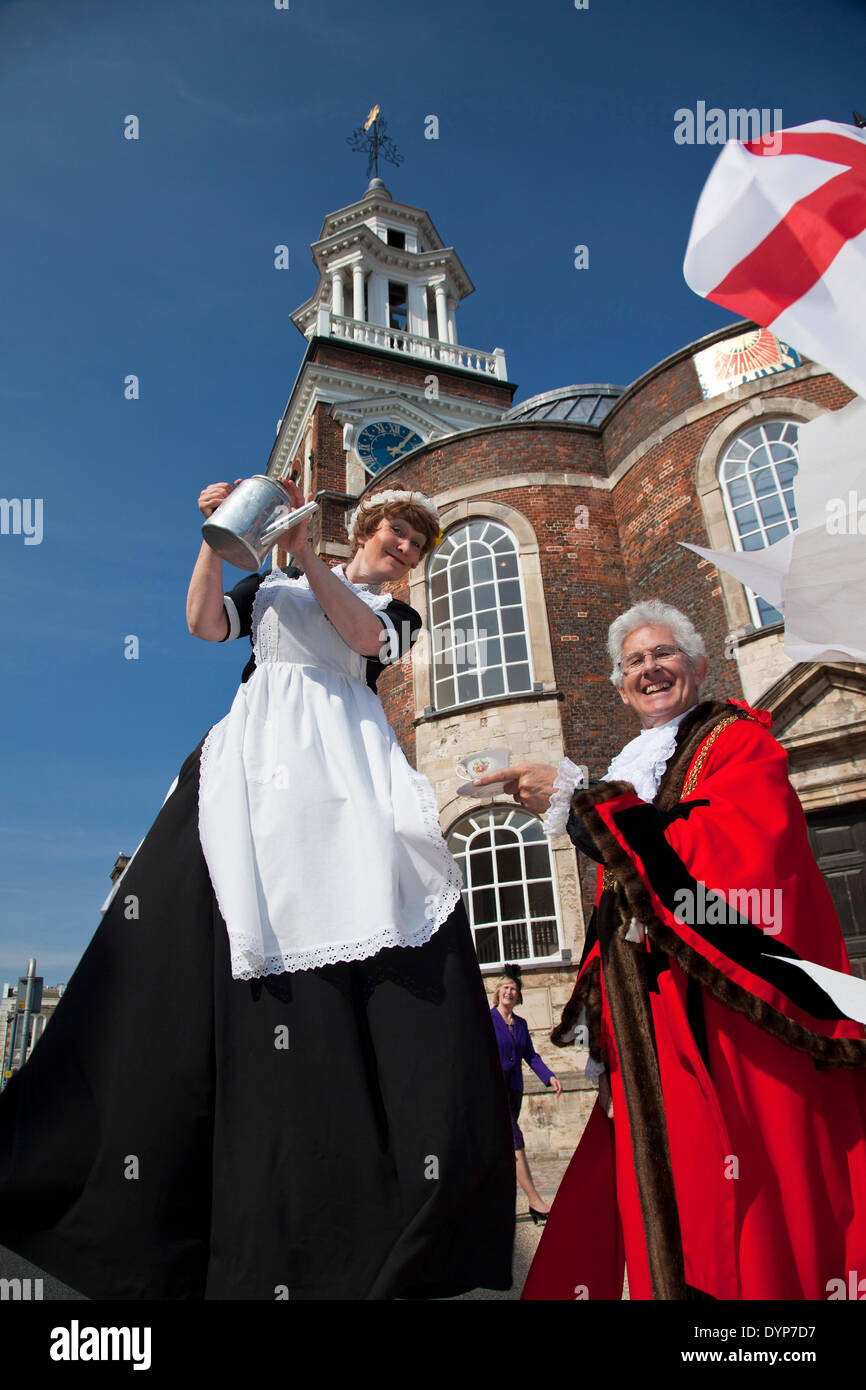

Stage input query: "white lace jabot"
[
  {"left": 603, "top": 706, "right": 697, "bottom": 803},
  {"left": 543, "top": 708, "right": 697, "bottom": 837}
]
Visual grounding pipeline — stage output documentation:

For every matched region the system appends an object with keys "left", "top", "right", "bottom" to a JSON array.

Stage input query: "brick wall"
[
  {"left": 612, "top": 416, "right": 734, "bottom": 699},
  {"left": 603, "top": 350, "right": 705, "bottom": 468},
  {"left": 309, "top": 405, "right": 353, "bottom": 548},
  {"left": 392, "top": 422, "right": 606, "bottom": 496},
  {"left": 310, "top": 338, "right": 515, "bottom": 409}
]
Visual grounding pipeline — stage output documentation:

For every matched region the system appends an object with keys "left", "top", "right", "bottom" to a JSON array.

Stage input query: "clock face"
[{"left": 356, "top": 421, "right": 424, "bottom": 475}]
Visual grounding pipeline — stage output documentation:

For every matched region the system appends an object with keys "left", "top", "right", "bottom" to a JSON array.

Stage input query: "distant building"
[
  {"left": 1, "top": 978, "right": 65, "bottom": 1083},
  {"left": 110, "top": 854, "right": 131, "bottom": 885}
]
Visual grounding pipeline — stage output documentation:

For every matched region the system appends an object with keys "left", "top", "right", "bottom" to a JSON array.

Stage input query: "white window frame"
[
  {"left": 448, "top": 806, "right": 562, "bottom": 967},
  {"left": 427, "top": 520, "right": 533, "bottom": 711},
  {"left": 718, "top": 417, "right": 800, "bottom": 627}
]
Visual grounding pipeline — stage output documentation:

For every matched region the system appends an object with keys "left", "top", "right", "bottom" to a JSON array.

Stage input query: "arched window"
[
  {"left": 719, "top": 419, "right": 799, "bottom": 626},
  {"left": 427, "top": 521, "right": 532, "bottom": 710},
  {"left": 447, "top": 807, "right": 560, "bottom": 966}
]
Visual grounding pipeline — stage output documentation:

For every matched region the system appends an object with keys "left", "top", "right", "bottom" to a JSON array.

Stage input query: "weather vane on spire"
[{"left": 346, "top": 105, "right": 404, "bottom": 180}]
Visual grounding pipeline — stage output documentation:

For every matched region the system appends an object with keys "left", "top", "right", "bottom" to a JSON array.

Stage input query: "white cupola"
[{"left": 290, "top": 178, "right": 507, "bottom": 380}]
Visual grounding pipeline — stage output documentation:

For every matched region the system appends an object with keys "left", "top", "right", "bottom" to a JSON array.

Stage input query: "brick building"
[{"left": 269, "top": 177, "right": 866, "bottom": 1158}]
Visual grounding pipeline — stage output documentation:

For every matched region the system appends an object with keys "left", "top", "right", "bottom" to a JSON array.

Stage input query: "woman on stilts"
[{"left": 0, "top": 478, "right": 515, "bottom": 1301}]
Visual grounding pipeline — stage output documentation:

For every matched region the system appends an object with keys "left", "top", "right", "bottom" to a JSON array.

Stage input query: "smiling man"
[
  {"left": 612, "top": 619, "right": 706, "bottom": 730},
  {"left": 476, "top": 598, "right": 866, "bottom": 1301}
]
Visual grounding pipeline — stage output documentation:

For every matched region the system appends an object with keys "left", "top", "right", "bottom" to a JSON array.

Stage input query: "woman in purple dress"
[{"left": 490, "top": 964, "right": 562, "bottom": 1222}]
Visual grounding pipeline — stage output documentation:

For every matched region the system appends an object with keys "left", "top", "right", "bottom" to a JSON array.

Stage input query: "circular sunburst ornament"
[
  {"left": 693, "top": 327, "right": 800, "bottom": 398},
  {"left": 711, "top": 328, "right": 782, "bottom": 381}
]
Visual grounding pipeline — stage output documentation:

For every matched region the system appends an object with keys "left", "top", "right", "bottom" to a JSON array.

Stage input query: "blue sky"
[{"left": 1, "top": 0, "right": 864, "bottom": 985}]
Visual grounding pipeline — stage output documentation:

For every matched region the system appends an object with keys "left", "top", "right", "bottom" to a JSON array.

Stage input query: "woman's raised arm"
[
  {"left": 276, "top": 479, "right": 385, "bottom": 658},
  {"left": 186, "top": 480, "right": 242, "bottom": 641}
]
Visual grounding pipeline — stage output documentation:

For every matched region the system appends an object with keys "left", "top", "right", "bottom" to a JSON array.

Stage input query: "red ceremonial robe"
[{"left": 523, "top": 700, "right": 866, "bottom": 1301}]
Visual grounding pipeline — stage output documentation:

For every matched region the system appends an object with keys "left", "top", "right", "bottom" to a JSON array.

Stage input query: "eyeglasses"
[{"left": 620, "top": 644, "right": 683, "bottom": 675}]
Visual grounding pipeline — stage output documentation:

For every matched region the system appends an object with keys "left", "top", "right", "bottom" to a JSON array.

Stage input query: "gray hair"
[{"left": 608, "top": 600, "right": 707, "bottom": 686}]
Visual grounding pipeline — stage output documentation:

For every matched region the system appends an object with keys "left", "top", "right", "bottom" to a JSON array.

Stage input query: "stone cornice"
[
  {"left": 785, "top": 722, "right": 866, "bottom": 758},
  {"left": 433, "top": 471, "right": 609, "bottom": 507},
  {"left": 317, "top": 193, "right": 444, "bottom": 247},
  {"left": 306, "top": 225, "right": 473, "bottom": 298},
  {"left": 796, "top": 776, "right": 866, "bottom": 813},
  {"left": 414, "top": 687, "right": 561, "bottom": 727}
]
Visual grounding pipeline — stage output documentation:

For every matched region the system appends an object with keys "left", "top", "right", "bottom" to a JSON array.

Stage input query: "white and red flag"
[
  {"left": 682, "top": 119, "right": 866, "bottom": 662},
  {"left": 683, "top": 119, "right": 866, "bottom": 399}
]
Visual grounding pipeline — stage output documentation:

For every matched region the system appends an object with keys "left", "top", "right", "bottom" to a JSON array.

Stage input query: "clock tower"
[{"left": 265, "top": 177, "right": 515, "bottom": 560}]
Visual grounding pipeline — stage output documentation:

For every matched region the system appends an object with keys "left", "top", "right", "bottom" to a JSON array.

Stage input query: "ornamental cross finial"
[{"left": 346, "top": 105, "right": 404, "bottom": 180}]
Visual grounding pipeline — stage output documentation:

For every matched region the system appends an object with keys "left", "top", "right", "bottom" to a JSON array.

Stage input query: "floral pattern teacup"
[{"left": 455, "top": 747, "right": 511, "bottom": 784}]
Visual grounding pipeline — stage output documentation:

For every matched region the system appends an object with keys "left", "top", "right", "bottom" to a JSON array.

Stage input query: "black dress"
[{"left": 0, "top": 569, "right": 515, "bottom": 1299}]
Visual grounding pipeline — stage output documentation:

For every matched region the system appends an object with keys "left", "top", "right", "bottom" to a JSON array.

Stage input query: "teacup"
[{"left": 455, "top": 747, "right": 512, "bottom": 785}]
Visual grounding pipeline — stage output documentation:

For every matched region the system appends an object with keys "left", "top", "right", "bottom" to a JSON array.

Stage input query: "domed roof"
[{"left": 502, "top": 384, "right": 623, "bottom": 427}]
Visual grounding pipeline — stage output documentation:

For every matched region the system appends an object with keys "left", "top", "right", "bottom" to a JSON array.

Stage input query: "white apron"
[{"left": 198, "top": 567, "right": 463, "bottom": 979}]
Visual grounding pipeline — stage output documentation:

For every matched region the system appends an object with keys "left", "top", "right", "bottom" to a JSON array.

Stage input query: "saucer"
[{"left": 458, "top": 777, "right": 511, "bottom": 798}]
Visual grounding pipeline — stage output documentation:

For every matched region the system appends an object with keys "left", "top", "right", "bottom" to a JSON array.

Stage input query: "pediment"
[
  {"left": 758, "top": 663, "right": 866, "bottom": 759},
  {"left": 329, "top": 395, "right": 452, "bottom": 439}
]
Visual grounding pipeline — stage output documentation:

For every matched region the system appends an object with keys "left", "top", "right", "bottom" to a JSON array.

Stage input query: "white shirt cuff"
[
  {"left": 376, "top": 609, "right": 398, "bottom": 663},
  {"left": 543, "top": 757, "right": 588, "bottom": 838},
  {"left": 223, "top": 595, "right": 241, "bottom": 642}
]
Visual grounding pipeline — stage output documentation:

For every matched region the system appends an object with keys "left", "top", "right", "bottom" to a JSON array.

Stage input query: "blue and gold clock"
[{"left": 357, "top": 421, "right": 423, "bottom": 475}]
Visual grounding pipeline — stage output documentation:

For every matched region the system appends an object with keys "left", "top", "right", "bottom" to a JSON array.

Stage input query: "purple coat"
[{"left": 490, "top": 1007, "right": 554, "bottom": 1093}]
